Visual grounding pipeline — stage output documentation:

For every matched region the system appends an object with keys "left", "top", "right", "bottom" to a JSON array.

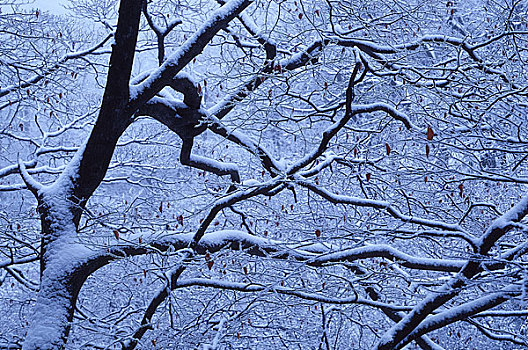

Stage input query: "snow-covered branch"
[
  {"left": 0, "top": 32, "right": 113, "bottom": 98},
  {"left": 296, "top": 179, "right": 467, "bottom": 233},
  {"left": 376, "top": 193, "right": 528, "bottom": 350},
  {"left": 128, "top": 0, "right": 252, "bottom": 110}
]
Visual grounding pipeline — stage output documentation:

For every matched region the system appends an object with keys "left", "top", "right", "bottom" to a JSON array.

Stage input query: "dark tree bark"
[
  {"left": 22, "top": 1, "right": 143, "bottom": 349},
  {"left": 21, "top": 1, "right": 253, "bottom": 349},
  {"left": 73, "top": 0, "right": 143, "bottom": 214}
]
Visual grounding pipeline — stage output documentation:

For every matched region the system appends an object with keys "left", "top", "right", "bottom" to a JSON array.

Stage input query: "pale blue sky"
[{"left": 31, "top": 0, "right": 68, "bottom": 14}]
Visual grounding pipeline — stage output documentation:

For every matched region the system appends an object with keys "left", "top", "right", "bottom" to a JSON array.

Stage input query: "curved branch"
[
  {"left": 376, "top": 194, "right": 528, "bottom": 350},
  {"left": 311, "top": 245, "right": 464, "bottom": 272},
  {"left": 122, "top": 265, "right": 186, "bottom": 350},
  {"left": 17, "top": 157, "right": 42, "bottom": 196},
  {"left": 128, "top": 0, "right": 252, "bottom": 111},
  {"left": 88, "top": 229, "right": 464, "bottom": 279},
  {"left": 174, "top": 278, "right": 409, "bottom": 309},
  {"left": 395, "top": 287, "right": 519, "bottom": 349},
  {"left": 206, "top": 116, "right": 282, "bottom": 175},
  {"left": 0, "top": 33, "right": 114, "bottom": 99},
  {"left": 296, "top": 179, "right": 467, "bottom": 233},
  {"left": 467, "top": 319, "right": 528, "bottom": 346},
  {"left": 286, "top": 101, "right": 413, "bottom": 175},
  {"left": 137, "top": 97, "right": 205, "bottom": 139},
  {"left": 168, "top": 74, "right": 201, "bottom": 109},
  {"left": 180, "top": 138, "right": 240, "bottom": 182}
]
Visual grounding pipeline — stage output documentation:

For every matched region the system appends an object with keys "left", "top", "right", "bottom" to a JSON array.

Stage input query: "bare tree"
[{"left": 1, "top": 0, "right": 528, "bottom": 349}]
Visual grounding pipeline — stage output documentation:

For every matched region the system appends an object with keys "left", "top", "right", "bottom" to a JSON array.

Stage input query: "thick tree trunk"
[
  {"left": 22, "top": 167, "right": 91, "bottom": 350},
  {"left": 73, "top": 0, "right": 142, "bottom": 211},
  {"left": 21, "top": 1, "right": 143, "bottom": 347},
  {"left": 22, "top": 248, "right": 88, "bottom": 350},
  {"left": 20, "top": 0, "right": 252, "bottom": 347}
]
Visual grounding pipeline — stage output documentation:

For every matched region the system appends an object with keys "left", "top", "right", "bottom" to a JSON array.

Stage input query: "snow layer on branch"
[
  {"left": 238, "top": 11, "right": 278, "bottom": 47},
  {"left": 313, "top": 244, "right": 464, "bottom": 272},
  {"left": 398, "top": 286, "right": 518, "bottom": 347},
  {"left": 477, "top": 193, "right": 528, "bottom": 252},
  {"left": 151, "top": 229, "right": 328, "bottom": 255},
  {"left": 132, "top": 0, "right": 250, "bottom": 101},
  {"left": 147, "top": 95, "right": 188, "bottom": 112},
  {"left": 0, "top": 159, "right": 37, "bottom": 178},
  {"left": 190, "top": 154, "right": 238, "bottom": 173}
]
